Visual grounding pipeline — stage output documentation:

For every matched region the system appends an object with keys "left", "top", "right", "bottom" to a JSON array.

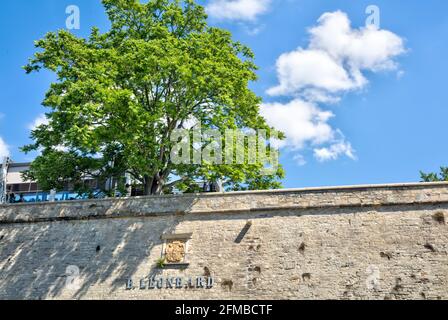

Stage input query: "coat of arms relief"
[
  {"left": 165, "top": 240, "right": 187, "bottom": 263},
  {"left": 161, "top": 233, "right": 192, "bottom": 266}
]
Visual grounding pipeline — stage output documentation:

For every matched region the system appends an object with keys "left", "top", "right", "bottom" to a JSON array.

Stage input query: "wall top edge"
[{"left": 1, "top": 181, "right": 448, "bottom": 209}]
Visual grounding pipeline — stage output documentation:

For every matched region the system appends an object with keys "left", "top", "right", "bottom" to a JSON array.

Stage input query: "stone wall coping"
[
  {"left": 1, "top": 181, "right": 448, "bottom": 209},
  {"left": 1, "top": 181, "right": 448, "bottom": 224}
]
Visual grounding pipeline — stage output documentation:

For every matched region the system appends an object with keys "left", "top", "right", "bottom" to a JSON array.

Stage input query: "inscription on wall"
[{"left": 126, "top": 276, "right": 214, "bottom": 290}]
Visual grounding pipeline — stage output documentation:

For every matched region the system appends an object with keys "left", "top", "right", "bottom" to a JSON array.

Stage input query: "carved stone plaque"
[
  {"left": 161, "top": 233, "right": 192, "bottom": 266},
  {"left": 165, "top": 240, "right": 186, "bottom": 263}
]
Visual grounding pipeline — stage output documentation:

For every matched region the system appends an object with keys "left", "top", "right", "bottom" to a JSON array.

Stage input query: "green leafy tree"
[
  {"left": 420, "top": 167, "right": 448, "bottom": 182},
  {"left": 23, "top": 0, "right": 284, "bottom": 195}
]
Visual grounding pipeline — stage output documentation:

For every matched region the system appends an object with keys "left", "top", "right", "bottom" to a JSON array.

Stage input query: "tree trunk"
[
  {"left": 150, "top": 178, "right": 163, "bottom": 195},
  {"left": 143, "top": 173, "right": 164, "bottom": 196},
  {"left": 143, "top": 175, "right": 152, "bottom": 196}
]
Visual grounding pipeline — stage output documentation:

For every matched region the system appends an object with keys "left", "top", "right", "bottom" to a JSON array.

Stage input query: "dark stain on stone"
[
  {"left": 298, "top": 242, "right": 306, "bottom": 254},
  {"left": 302, "top": 273, "right": 311, "bottom": 281},
  {"left": 248, "top": 244, "right": 261, "bottom": 252},
  {"left": 341, "top": 262, "right": 354, "bottom": 268},
  {"left": 432, "top": 212, "right": 445, "bottom": 224},
  {"left": 343, "top": 284, "right": 353, "bottom": 298},
  {"left": 96, "top": 245, "right": 101, "bottom": 253},
  {"left": 392, "top": 278, "right": 403, "bottom": 295},
  {"left": 419, "top": 277, "right": 430, "bottom": 284},
  {"left": 203, "top": 267, "right": 211, "bottom": 277},
  {"left": 235, "top": 221, "right": 252, "bottom": 244},
  {"left": 424, "top": 243, "right": 437, "bottom": 252},
  {"left": 380, "top": 252, "right": 392, "bottom": 260},
  {"left": 221, "top": 280, "right": 233, "bottom": 291}
]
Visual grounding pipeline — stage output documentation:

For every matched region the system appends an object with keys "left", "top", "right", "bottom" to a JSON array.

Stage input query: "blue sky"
[{"left": 0, "top": 0, "right": 447, "bottom": 189}]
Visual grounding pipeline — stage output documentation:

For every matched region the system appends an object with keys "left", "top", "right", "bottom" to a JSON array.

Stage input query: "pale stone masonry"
[{"left": 0, "top": 182, "right": 447, "bottom": 300}]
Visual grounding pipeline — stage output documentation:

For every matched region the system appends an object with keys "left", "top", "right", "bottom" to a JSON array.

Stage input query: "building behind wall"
[
  {"left": 0, "top": 159, "right": 220, "bottom": 204},
  {"left": 0, "top": 159, "right": 102, "bottom": 203}
]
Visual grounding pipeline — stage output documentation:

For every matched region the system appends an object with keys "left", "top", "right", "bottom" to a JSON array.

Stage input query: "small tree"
[
  {"left": 420, "top": 167, "right": 448, "bottom": 182},
  {"left": 23, "top": 0, "right": 284, "bottom": 195}
]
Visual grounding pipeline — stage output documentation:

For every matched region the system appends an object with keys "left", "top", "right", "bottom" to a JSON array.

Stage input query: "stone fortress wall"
[{"left": 0, "top": 182, "right": 447, "bottom": 300}]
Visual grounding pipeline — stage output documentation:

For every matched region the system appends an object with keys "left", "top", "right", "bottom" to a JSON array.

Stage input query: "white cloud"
[
  {"left": 267, "top": 49, "right": 361, "bottom": 98},
  {"left": 261, "top": 99, "right": 356, "bottom": 162},
  {"left": 243, "top": 24, "right": 266, "bottom": 36},
  {"left": 309, "top": 12, "right": 405, "bottom": 71},
  {"left": 293, "top": 154, "right": 307, "bottom": 166},
  {"left": 261, "top": 99, "right": 335, "bottom": 150},
  {"left": 206, "top": 0, "right": 271, "bottom": 21},
  {"left": 263, "top": 11, "right": 405, "bottom": 164},
  {"left": 0, "top": 137, "right": 10, "bottom": 159},
  {"left": 314, "top": 140, "right": 356, "bottom": 162},
  {"left": 268, "top": 11, "right": 406, "bottom": 102},
  {"left": 28, "top": 114, "right": 49, "bottom": 131}
]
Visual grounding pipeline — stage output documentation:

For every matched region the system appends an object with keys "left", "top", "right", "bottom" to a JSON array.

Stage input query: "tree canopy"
[
  {"left": 420, "top": 167, "right": 448, "bottom": 182},
  {"left": 23, "top": 0, "right": 284, "bottom": 196}
]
